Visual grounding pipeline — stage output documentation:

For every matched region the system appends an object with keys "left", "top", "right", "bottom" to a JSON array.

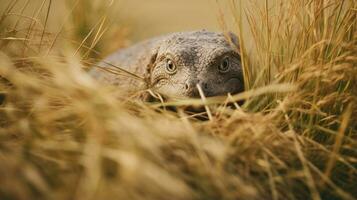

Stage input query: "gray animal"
[{"left": 91, "top": 30, "right": 244, "bottom": 100}]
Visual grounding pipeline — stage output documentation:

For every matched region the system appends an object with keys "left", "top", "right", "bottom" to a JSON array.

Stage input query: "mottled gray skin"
[{"left": 91, "top": 30, "right": 244, "bottom": 99}]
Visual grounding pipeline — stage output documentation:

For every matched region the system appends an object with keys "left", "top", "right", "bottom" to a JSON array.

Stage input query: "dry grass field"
[{"left": 0, "top": 0, "right": 356, "bottom": 200}]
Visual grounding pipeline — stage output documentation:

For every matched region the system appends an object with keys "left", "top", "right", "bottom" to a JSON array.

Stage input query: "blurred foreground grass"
[{"left": 0, "top": 0, "right": 356, "bottom": 200}]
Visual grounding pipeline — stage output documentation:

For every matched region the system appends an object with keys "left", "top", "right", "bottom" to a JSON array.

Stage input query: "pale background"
[
  {"left": 1, "top": 0, "right": 264, "bottom": 47},
  {"left": 117, "top": 0, "right": 225, "bottom": 41}
]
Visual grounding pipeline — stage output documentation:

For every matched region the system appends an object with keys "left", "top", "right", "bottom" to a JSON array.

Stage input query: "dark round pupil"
[
  {"left": 167, "top": 60, "right": 174, "bottom": 71},
  {"left": 221, "top": 58, "right": 229, "bottom": 70}
]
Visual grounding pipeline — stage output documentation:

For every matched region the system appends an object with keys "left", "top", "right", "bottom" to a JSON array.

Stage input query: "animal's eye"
[
  {"left": 218, "top": 57, "right": 230, "bottom": 73},
  {"left": 165, "top": 58, "right": 177, "bottom": 74}
]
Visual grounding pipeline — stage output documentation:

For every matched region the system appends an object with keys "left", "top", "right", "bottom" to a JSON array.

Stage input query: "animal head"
[{"left": 147, "top": 30, "right": 244, "bottom": 99}]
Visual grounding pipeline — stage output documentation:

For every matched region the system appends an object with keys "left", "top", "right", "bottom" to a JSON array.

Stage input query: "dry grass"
[{"left": 0, "top": 0, "right": 356, "bottom": 200}]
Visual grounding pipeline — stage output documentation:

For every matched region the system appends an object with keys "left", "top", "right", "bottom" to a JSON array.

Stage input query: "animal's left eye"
[
  {"left": 218, "top": 57, "right": 230, "bottom": 73},
  {"left": 165, "top": 58, "right": 177, "bottom": 74}
]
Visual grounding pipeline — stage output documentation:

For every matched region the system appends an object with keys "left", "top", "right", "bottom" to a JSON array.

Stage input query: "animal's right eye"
[{"left": 165, "top": 58, "right": 177, "bottom": 74}]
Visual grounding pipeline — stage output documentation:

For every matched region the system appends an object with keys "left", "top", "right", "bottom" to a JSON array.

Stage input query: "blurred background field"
[
  {"left": 111, "top": 0, "right": 223, "bottom": 40},
  {"left": 0, "top": 0, "right": 356, "bottom": 200},
  {"left": 0, "top": 0, "right": 242, "bottom": 39},
  {"left": 0, "top": 0, "right": 257, "bottom": 55}
]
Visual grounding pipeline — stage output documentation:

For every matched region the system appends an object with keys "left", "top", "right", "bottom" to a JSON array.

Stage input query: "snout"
[
  {"left": 183, "top": 77, "right": 244, "bottom": 98},
  {"left": 184, "top": 81, "right": 212, "bottom": 97},
  {"left": 184, "top": 80, "right": 199, "bottom": 97}
]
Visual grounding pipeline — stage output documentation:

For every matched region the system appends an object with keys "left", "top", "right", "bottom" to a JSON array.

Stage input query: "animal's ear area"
[
  {"left": 144, "top": 50, "right": 159, "bottom": 87},
  {"left": 225, "top": 32, "right": 240, "bottom": 52}
]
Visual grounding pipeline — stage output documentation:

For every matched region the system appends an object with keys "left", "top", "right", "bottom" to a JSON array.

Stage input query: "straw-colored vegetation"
[{"left": 0, "top": 0, "right": 356, "bottom": 200}]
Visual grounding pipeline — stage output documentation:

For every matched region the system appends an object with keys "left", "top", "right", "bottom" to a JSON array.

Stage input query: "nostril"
[
  {"left": 185, "top": 83, "right": 190, "bottom": 90},
  {"left": 203, "top": 82, "right": 209, "bottom": 90}
]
